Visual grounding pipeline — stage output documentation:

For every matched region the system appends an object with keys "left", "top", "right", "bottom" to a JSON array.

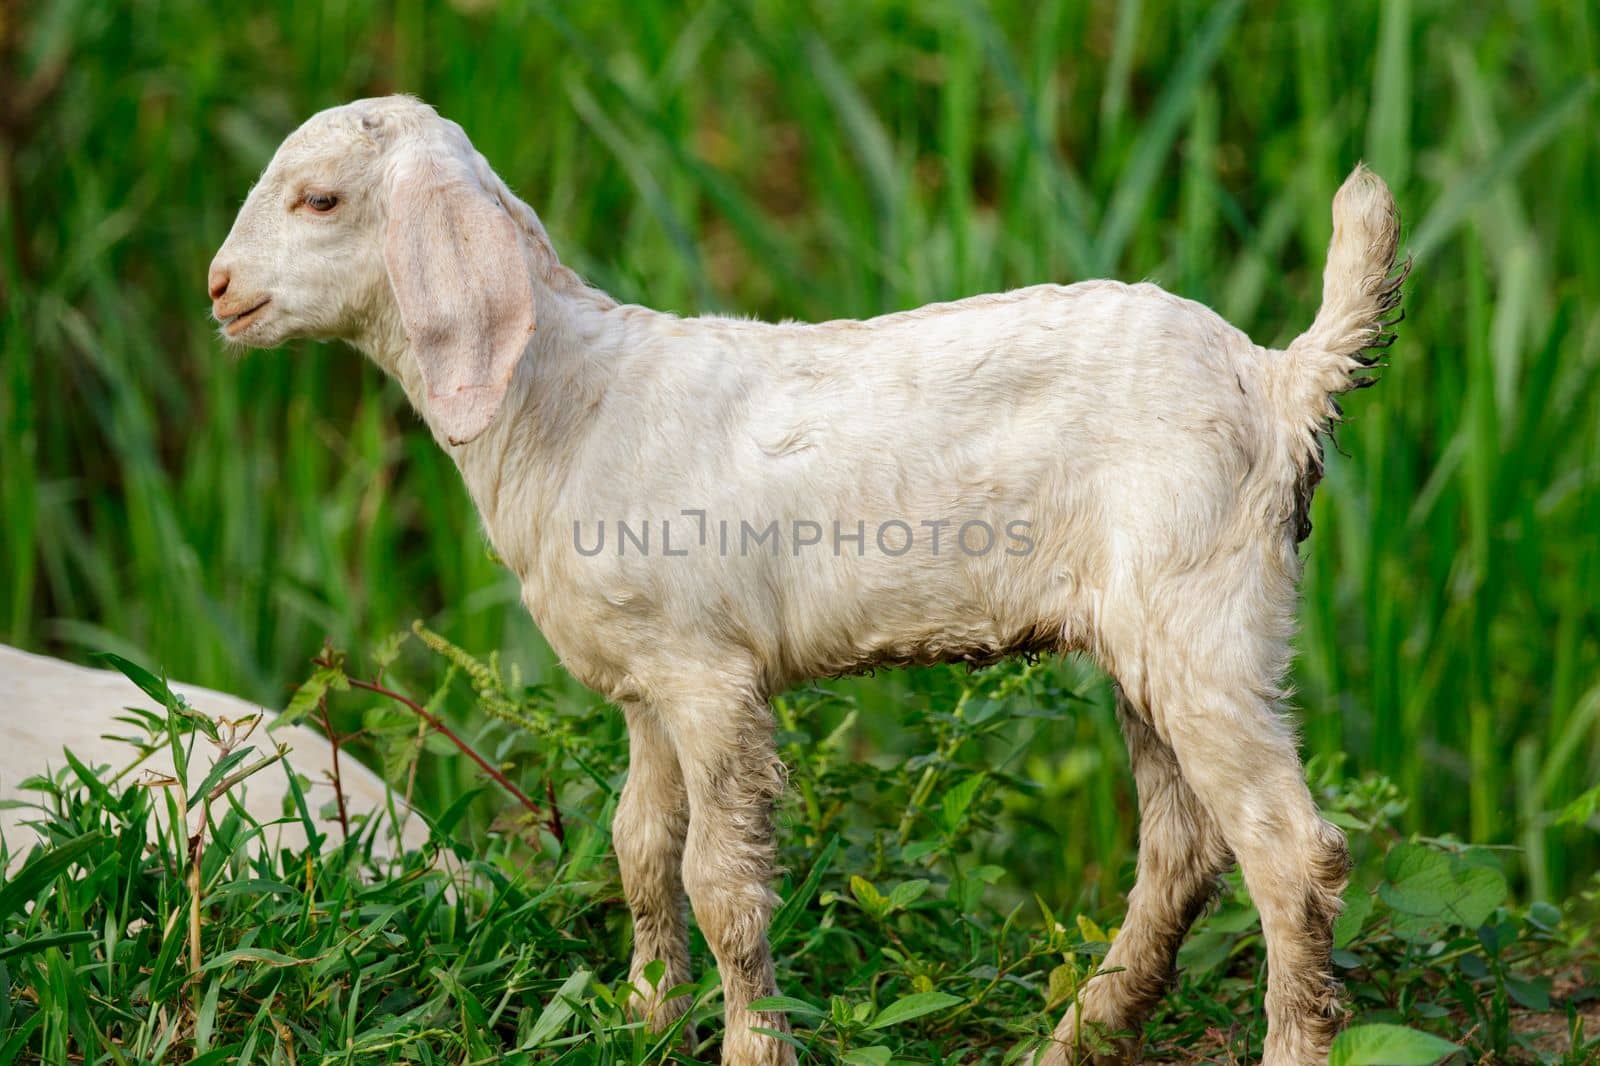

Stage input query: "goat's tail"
[{"left": 1278, "top": 164, "right": 1408, "bottom": 435}]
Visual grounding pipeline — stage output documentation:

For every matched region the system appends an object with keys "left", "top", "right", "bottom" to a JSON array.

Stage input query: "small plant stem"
[
  {"left": 317, "top": 696, "right": 350, "bottom": 840},
  {"left": 774, "top": 698, "right": 826, "bottom": 841},
  {"left": 545, "top": 779, "right": 565, "bottom": 842},
  {"left": 265, "top": 1002, "right": 298, "bottom": 1066},
  {"left": 896, "top": 764, "right": 940, "bottom": 846},
  {"left": 186, "top": 726, "right": 242, "bottom": 1034},
  {"left": 895, "top": 686, "right": 971, "bottom": 844},
  {"left": 403, "top": 715, "right": 426, "bottom": 811},
  {"left": 317, "top": 659, "right": 546, "bottom": 823},
  {"left": 187, "top": 819, "right": 204, "bottom": 1026}
]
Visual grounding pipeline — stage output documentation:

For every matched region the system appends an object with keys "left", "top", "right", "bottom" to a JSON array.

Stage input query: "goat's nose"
[{"left": 207, "top": 264, "right": 231, "bottom": 301}]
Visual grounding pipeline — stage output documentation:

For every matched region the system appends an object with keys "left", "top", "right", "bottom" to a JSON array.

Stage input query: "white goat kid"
[{"left": 210, "top": 96, "right": 1405, "bottom": 1065}]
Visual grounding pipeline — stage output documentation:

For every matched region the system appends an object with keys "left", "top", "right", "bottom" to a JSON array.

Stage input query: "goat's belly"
[
  {"left": 784, "top": 609, "right": 1071, "bottom": 684},
  {"left": 835, "top": 619, "right": 1066, "bottom": 677},
  {"left": 774, "top": 554, "right": 1086, "bottom": 684}
]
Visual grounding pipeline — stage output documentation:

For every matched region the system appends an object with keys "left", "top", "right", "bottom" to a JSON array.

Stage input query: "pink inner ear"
[{"left": 384, "top": 155, "right": 536, "bottom": 446}]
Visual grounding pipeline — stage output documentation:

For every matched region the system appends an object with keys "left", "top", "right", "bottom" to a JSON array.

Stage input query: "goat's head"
[{"left": 209, "top": 96, "right": 535, "bottom": 445}]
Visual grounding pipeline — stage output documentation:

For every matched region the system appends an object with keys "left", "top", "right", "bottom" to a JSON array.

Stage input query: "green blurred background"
[{"left": 1, "top": 0, "right": 1596, "bottom": 901}]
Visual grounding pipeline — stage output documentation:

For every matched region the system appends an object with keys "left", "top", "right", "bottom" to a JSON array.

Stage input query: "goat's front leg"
[
  {"left": 1041, "top": 693, "right": 1234, "bottom": 1064},
  {"left": 666, "top": 688, "right": 794, "bottom": 1066},
  {"left": 616, "top": 701, "right": 694, "bottom": 1031}
]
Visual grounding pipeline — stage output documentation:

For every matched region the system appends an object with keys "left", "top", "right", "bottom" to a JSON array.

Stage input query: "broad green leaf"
[
  {"left": 1206, "top": 902, "right": 1261, "bottom": 934},
  {"left": 1382, "top": 865, "right": 1447, "bottom": 916},
  {"left": 968, "top": 864, "right": 1006, "bottom": 885},
  {"left": 841, "top": 1048, "right": 891, "bottom": 1066},
  {"left": 866, "top": 990, "right": 962, "bottom": 1029},
  {"left": 850, "top": 875, "right": 887, "bottom": 916},
  {"left": 1388, "top": 910, "right": 1445, "bottom": 944},
  {"left": 1527, "top": 900, "right": 1562, "bottom": 930},
  {"left": 1045, "top": 962, "right": 1078, "bottom": 1011},
  {"left": 939, "top": 773, "right": 985, "bottom": 831},
  {"left": 1506, "top": 975, "right": 1552, "bottom": 1011},
  {"left": 1334, "top": 882, "right": 1375, "bottom": 948},
  {"left": 1329, "top": 1023, "right": 1458, "bottom": 1066},
  {"left": 1381, "top": 843, "right": 1506, "bottom": 928},
  {"left": 747, "top": 995, "right": 826, "bottom": 1018},
  {"left": 887, "top": 879, "right": 929, "bottom": 911},
  {"left": 1176, "top": 929, "right": 1235, "bottom": 975},
  {"left": 1076, "top": 913, "right": 1108, "bottom": 943}
]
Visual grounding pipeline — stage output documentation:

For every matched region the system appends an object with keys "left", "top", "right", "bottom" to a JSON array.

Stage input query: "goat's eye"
[{"left": 303, "top": 192, "right": 339, "bottom": 213}]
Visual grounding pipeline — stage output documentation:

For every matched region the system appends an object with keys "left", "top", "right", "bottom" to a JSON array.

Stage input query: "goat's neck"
[{"left": 360, "top": 231, "right": 626, "bottom": 576}]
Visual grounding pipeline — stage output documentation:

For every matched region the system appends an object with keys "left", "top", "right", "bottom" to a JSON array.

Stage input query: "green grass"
[
  {"left": 2, "top": 644, "right": 1596, "bottom": 1063},
  {"left": 2, "top": 1, "right": 1599, "bottom": 1055}
]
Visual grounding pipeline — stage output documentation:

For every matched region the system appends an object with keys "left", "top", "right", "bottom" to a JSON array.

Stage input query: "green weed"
[{"left": 2, "top": 643, "right": 1596, "bottom": 1062}]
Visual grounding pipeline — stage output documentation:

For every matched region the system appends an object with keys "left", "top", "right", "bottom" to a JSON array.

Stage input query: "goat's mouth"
[{"left": 218, "top": 297, "right": 272, "bottom": 337}]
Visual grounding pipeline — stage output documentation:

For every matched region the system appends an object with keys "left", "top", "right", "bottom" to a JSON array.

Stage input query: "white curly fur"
[{"left": 210, "top": 96, "right": 1405, "bottom": 1065}]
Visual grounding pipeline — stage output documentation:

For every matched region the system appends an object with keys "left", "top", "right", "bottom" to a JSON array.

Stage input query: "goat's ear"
[{"left": 383, "top": 147, "right": 535, "bottom": 446}]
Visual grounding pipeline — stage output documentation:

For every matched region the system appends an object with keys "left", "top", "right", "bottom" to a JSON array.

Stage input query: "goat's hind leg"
[
  {"left": 616, "top": 701, "right": 695, "bottom": 1031},
  {"left": 1157, "top": 659, "right": 1349, "bottom": 1064},
  {"left": 1040, "top": 692, "right": 1233, "bottom": 1065}
]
